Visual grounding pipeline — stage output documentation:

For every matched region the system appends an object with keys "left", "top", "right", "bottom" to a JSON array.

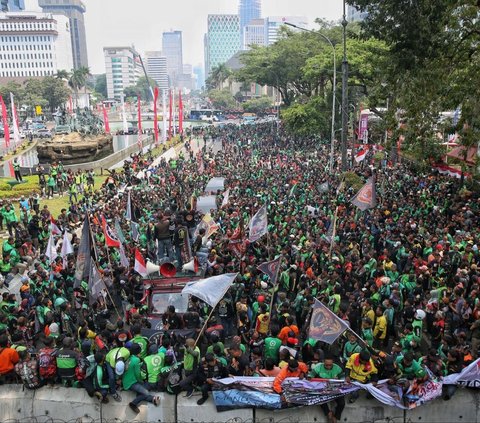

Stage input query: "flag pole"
[
  {"left": 87, "top": 215, "right": 122, "bottom": 320},
  {"left": 193, "top": 277, "right": 235, "bottom": 347},
  {"left": 328, "top": 206, "right": 339, "bottom": 259},
  {"left": 267, "top": 256, "right": 282, "bottom": 335}
]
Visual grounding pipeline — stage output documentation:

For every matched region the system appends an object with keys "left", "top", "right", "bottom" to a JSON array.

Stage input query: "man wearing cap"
[
  {"left": 273, "top": 358, "right": 308, "bottom": 394},
  {"left": 55, "top": 337, "right": 79, "bottom": 387},
  {"left": 105, "top": 345, "right": 130, "bottom": 402},
  {"left": 143, "top": 344, "right": 165, "bottom": 391},
  {"left": 345, "top": 350, "right": 378, "bottom": 403}
]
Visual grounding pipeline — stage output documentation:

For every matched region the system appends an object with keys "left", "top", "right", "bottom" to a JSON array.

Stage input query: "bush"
[
  {"left": 0, "top": 183, "right": 12, "bottom": 191},
  {"left": 12, "top": 182, "right": 39, "bottom": 191},
  {"left": 0, "top": 189, "right": 40, "bottom": 199}
]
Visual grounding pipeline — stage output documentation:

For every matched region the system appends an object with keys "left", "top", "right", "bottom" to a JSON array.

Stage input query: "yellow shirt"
[
  {"left": 346, "top": 353, "right": 378, "bottom": 383},
  {"left": 373, "top": 315, "right": 387, "bottom": 340}
]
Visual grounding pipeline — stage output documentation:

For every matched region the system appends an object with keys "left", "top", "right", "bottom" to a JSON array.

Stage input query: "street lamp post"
[
  {"left": 285, "top": 22, "right": 336, "bottom": 172},
  {"left": 341, "top": 0, "right": 349, "bottom": 171}
]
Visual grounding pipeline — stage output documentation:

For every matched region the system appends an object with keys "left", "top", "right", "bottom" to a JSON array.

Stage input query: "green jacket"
[{"left": 122, "top": 355, "right": 143, "bottom": 390}]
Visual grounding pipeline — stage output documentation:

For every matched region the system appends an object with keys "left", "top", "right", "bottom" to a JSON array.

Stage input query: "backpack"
[{"left": 38, "top": 348, "right": 57, "bottom": 379}]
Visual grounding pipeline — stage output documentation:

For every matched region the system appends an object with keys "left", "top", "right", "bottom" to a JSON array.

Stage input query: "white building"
[
  {"left": 0, "top": 11, "right": 73, "bottom": 82},
  {"left": 104, "top": 46, "right": 141, "bottom": 100},
  {"left": 265, "top": 16, "right": 308, "bottom": 45},
  {"left": 243, "top": 18, "right": 265, "bottom": 49},
  {"left": 145, "top": 51, "right": 168, "bottom": 90}
]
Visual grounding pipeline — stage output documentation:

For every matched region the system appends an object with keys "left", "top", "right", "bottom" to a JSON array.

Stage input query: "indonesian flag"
[
  {"left": 168, "top": 89, "right": 173, "bottom": 139},
  {"left": 61, "top": 230, "right": 74, "bottom": 267},
  {"left": 10, "top": 93, "right": 20, "bottom": 144},
  {"left": 50, "top": 216, "right": 61, "bottom": 235},
  {"left": 101, "top": 215, "right": 120, "bottom": 248},
  {"left": 0, "top": 95, "right": 10, "bottom": 148},
  {"left": 134, "top": 248, "right": 147, "bottom": 276},
  {"left": 45, "top": 232, "right": 58, "bottom": 262},
  {"left": 355, "top": 149, "right": 367, "bottom": 163}
]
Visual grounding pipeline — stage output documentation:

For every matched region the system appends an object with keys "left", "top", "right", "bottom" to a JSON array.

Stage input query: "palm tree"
[
  {"left": 68, "top": 67, "right": 90, "bottom": 109},
  {"left": 55, "top": 69, "right": 70, "bottom": 80},
  {"left": 208, "top": 64, "right": 232, "bottom": 90}
]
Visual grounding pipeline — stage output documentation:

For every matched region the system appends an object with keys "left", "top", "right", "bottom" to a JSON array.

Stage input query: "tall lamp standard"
[{"left": 285, "top": 22, "right": 337, "bottom": 172}]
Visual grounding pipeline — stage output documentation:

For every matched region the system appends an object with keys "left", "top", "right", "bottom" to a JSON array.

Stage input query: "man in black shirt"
[{"left": 196, "top": 353, "right": 229, "bottom": 405}]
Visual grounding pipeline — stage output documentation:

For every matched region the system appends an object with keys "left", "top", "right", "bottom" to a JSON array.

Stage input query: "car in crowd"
[
  {"left": 54, "top": 125, "right": 72, "bottom": 135},
  {"left": 34, "top": 129, "right": 52, "bottom": 139}
]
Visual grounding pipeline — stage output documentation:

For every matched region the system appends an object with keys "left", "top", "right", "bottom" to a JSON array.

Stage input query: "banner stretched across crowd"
[{"left": 211, "top": 358, "right": 480, "bottom": 411}]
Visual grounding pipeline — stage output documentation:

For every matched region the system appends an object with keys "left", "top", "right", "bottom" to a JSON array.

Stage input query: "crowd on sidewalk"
[{"left": 0, "top": 122, "right": 478, "bottom": 421}]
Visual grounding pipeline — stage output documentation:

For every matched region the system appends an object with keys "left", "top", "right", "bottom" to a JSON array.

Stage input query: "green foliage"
[
  {"left": 281, "top": 96, "right": 330, "bottom": 138},
  {"left": 206, "top": 64, "right": 233, "bottom": 91},
  {"left": 0, "top": 183, "right": 11, "bottom": 191},
  {"left": 124, "top": 76, "right": 157, "bottom": 101},
  {"left": 242, "top": 96, "right": 272, "bottom": 114},
  {"left": 207, "top": 89, "right": 237, "bottom": 110},
  {"left": 94, "top": 74, "right": 108, "bottom": 98}
]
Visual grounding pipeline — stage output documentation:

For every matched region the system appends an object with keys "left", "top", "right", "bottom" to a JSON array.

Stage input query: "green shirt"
[
  {"left": 309, "top": 363, "right": 344, "bottom": 379},
  {"left": 122, "top": 355, "right": 142, "bottom": 390},
  {"left": 105, "top": 347, "right": 130, "bottom": 368},
  {"left": 183, "top": 346, "right": 200, "bottom": 372},
  {"left": 264, "top": 337, "right": 282, "bottom": 361},
  {"left": 131, "top": 335, "right": 148, "bottom": 359},
  {"left": 143, "top": 353, "right": 165, "bottom": 383}
]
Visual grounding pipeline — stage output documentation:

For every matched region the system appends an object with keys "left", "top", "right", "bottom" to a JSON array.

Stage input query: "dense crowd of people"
[{"left": 0, "top": 122, "right": 478, "bottom": 421}]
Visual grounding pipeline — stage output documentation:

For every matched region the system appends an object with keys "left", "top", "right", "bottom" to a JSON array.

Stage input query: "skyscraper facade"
[
  {"left": 265, "top": 16, "right": 308, "bottom": 45},
  {"left": 104, "top": 46, "right": 141, "bottom": 100},
  {"left": 145, "top": 51, "right": 168, "bottom": 90},
  {"left": 238, "top": 0, "right": 261, "bottom": 49},
  {"left": 243, "top": 18, "right": 265, "bottom": 49},
  {"left": 38, "top": 0, "right": 88, "bottom": 69},
  {"left": 162, "top": 30, "right": 183, "bottom": 87},
  {"left": 205, "top": 14, "right": 241, "bottom": 76},
  {"left": 0, "top": 11, "right": 73, "bottom": 83}
]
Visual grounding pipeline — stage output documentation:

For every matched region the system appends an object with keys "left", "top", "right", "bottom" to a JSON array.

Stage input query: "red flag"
[
  {"left": 0, "top": 96, "right": 10, "bottom": 148},
  {"left": 68, "top": 96, "right": 73, "bottom": 115},
  {"left": 178, "top": 90, "right": 183, "bottom": 134},
  {"left": 228, "top": 220, "right": 247, "bottom": 259},
  {"left": 134, "top": 248, "right": 147, "bottom": 276},
  {"left": 351, "top": 177, "right": 376, "bottom": 211},
  {"left": 102, "top": 105, "right": 110, "bottom": 134},
  {"left": 101, "top": 216, "right": 120, "bottom": 248},
  {"left": 168, "top": 89, "right": 173, "bottom": 139},
  {"left": 153, "top": 87, "right": 159, "bottom": 144},
  {"left": 137, "top": 95, "right": 143, "bottom": 149},
  {"left": 50, "top": 216, "right": 61, "bottom": 235},
  {"left": 355, "top": 149, "right": 367, "bottom": 163}
]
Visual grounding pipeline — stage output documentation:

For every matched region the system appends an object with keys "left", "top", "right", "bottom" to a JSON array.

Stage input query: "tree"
[
  {"left": 123, "top": 76, "right": 157, "bottom": 101},
  {"left": 94, "top": 74, "right": 107, "bottom": 98},
  {"left": 281, "top": 96, "right": 330, "bottom": 138},
  {"left": 242, "top": 96, "right": 273, "bottom": 114},
  {"left": 41, "top": 76, "right": 70, "bottom": 112},
  {"left": 68, "top": 66, "right": 90, "bottom": 108},
  {"left": 206, "top": 64, "right": 232, "bottom": 91},
  {"left": 55, "top": 69, "right": 70, "bottom": 80},
  {"left": 207, "top": 89, "right": 236, "bottom": 110},
  {"left": 22, "top": 79, "right": 48, "bottom": 117}
]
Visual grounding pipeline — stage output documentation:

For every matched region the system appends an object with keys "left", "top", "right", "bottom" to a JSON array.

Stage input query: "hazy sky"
[{"left": 82, "top": 0, "right": 343, "bottom": 74}]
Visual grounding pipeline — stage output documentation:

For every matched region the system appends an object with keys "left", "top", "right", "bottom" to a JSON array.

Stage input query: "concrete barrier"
[{"left": 1, "top": 385, "right": 480, "bottom": 422}]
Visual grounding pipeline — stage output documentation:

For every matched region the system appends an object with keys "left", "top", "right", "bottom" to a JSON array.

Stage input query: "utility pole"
[{"left": 341, "top": 0, "right": 349, "bottom": 171}]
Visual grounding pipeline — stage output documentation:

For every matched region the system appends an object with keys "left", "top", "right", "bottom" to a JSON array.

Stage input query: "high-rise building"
[
  {"left": 243, "top": 18, "right": 265, "bottom": 49},
  {"left": 38, "top": 0, "right": 88, "bottom": 69},
  {"left": 104, "top": 46, "right": 140, "bottom": 100},
  {"left": 0, "top": 11, "right": 73, "bottom": 83},
  {"left": 238, "top": 0, "right": 261, "bottom": 49},
  {"left": 347, "top": 4, "right": 368, "bottom": 22},
  {"left": 145, "top": 51, "right": 168, "bottom": 90},
  {"left": 265, "top": 16, "right": 308, "bottom": 45},
  {"left": 193, "top": 65, "right": 204, "bottom": 90},
  {"left": 162, "top": 30, "right": 183, "bottom": 87},
  {"left": 205, "top": 14, "right": 241, "bottom": 77},
  {"left": 2, "top": 0, "right": 24, "bottom": 11}
]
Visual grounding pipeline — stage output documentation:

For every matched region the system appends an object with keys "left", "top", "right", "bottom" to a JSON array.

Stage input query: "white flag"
[
  {"left": 45, "top": 232, "right": 57, "bottom": 262},
  {"left": 10, "top": 92, "right": 21, "bottom": 144},
  {"left": 61, "top": 231, "right": 73, "bottom": 267},
  {"left": 119, "top": 242, "right": 129, "bottom": 268},
  {"left": 221, "top": 188, "right": 230, "bottom": 208},
  {"left": 181, "top": 273, "right": 238, "bottom": 307},
  {"left": 248, "top": 204, "right": 268, "bottom": 243}
]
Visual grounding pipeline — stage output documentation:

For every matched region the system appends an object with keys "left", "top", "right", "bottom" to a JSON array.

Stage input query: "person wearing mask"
[{"left": 309, "top": 354, "right": 345, "bottom": 423}]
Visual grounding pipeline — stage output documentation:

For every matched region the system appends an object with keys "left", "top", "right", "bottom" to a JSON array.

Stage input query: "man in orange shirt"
[
  {"left": 273, "top": 359, "right": 308, "bottom": 394},
  {"left": 278, "top": 316, "right": 299, "bottom": 345},
  {"left": 0, "top": 334, "right": 20, "bottom": 383}
]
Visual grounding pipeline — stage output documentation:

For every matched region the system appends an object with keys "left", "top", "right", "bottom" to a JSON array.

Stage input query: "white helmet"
[{"left": 415, "top": 309, "right": 426, "bottom": 320}]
